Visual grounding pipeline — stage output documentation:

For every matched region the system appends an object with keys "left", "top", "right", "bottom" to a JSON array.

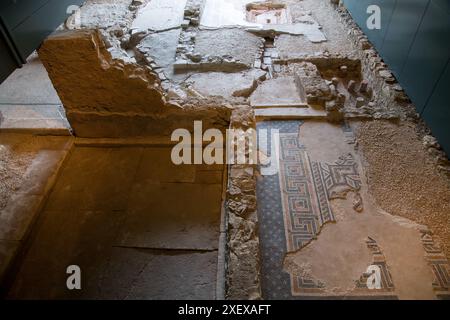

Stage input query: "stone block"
[
  {"left": 347, "top": 80, "right": 356, "bottom": 92},
  {"left": 39, "top": 30, "right": 166, "bottom": 115}
]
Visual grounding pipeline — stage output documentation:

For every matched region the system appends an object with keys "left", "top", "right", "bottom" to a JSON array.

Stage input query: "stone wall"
[
  {"left": 332, "top": 0, "right": 450, "bottom": 174},
  {"left": 39, "top": 29, "right": 231, "bottom": 138},
  {"left": 225, "top": 106, "right": 262, "bottom": 300},
  {"left": 332, "top": 1, "right": 415, "bottom": 120}
]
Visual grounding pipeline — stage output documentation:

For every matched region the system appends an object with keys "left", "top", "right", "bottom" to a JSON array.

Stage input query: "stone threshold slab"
[
  {"left": 0, "top": 138, "right": 74, "bottom": 287},
  {"left": 0, "top": 105, "right": 71, "bottom": 136},
  {"left": 255, "top": 107, "right": 327, "bottom": 120},
  {"left": 251, "top": 103, "right": 309, "bottom": 108},
  {"left": 74, "top": 137, "right": 221, "bottom": 148}
]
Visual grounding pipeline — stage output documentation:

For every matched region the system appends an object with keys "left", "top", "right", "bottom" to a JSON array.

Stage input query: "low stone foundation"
[{"left": 225, "top": 106, "right": 262, "bottom": 300}]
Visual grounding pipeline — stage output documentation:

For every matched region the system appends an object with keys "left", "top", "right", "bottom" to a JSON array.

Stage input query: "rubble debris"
[
  {"left": 355, "top": 97, "right": 365, "bottom": 108},
  {"left": 347, "top": 79, "right": 356, "bottom": 92},
  {"left": 359, "top": 79, "right": 369, "bottom": 93}
]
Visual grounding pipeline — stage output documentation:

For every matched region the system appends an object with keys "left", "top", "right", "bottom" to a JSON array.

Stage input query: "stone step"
[
  {"left": 249, "top": 76, "right": 306, "bottom": 108},
  {"left": 251, "top": 102, "right": 309, "bottom": 109},
  {"left": 254, "top": 107, "right": 327, "bottom": 120},
  {"left": 0, "top": 105, "right": 71, "bottom": 136},
  {"left": 0, "top": 139, "right": 73, "bottom": 286}
]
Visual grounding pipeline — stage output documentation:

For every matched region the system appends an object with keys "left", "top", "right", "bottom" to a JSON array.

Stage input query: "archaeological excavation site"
[{"left": 0, "top": 0, "right": 450, "bottom": 303}]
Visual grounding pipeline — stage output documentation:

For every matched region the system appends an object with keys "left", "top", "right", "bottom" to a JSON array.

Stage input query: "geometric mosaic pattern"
[
  {"left": 420, "top": 229, "right": 450, "bottom": 299},
  {"left": 278, "top": 135, "right": 362, "bottom": 255},
  {"left": 277, "top": 132, "right": 365, "bottom": 296},
  {"left": 354, "top": 237, "right": 396, "bottom": 296},
  {"left": 257, "top": 121, "right": 305, "bottom": 300},
  {"left": 278, "top": 133, "right": 334, "bottom": 296},
  {"left": 279, "top": 133, "right": 335, "bottom": 252},
  {"left": 257, "top": 173, "right": 293, "bottom": 299},
  {"left": 257, "top": 121, "right": 394, "bottom": 299},
  {"left": 257, "top": 121, "right": 446, "bottom": 299},
  {"left": 311, "top": 153, "right": 361, "bottom": 200}
]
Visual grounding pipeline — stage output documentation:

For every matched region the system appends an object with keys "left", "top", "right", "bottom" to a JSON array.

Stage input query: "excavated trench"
[{"left": 5, "top": 145, "right": 227, "bottom": 299}]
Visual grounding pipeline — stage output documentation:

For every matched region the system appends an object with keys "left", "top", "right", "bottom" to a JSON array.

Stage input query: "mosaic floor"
[{"left": 256, "top": 121, "right": 450, "bottom": 299}]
